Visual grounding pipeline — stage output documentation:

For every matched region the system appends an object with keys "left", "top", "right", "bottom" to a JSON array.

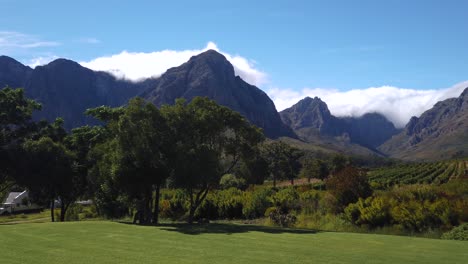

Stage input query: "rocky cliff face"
[
  {"left": 0, "top": 56, "right": 32, "bottom": 88},
  {"left": 0, "top": 56, "right": 147, "bottom": 129},
  {"left": 142, "top": 50, "right": 295, "bottom": 138},
  {"left": 379, "top": 88, "right": 468, "bottom": 160},
  {"left": 280, "top": 97, "right": 399, "bottom": 149}
]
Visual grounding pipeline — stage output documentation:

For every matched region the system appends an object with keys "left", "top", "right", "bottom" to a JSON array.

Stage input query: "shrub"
[
  {"left": 161, "top": 189, "right": 188, "bottom": 220},
  {"left": 268, "top": 207, "right": 297, "bottom": 227},
  {"left": 326, "top": 166, "right": 372, "bottom": 209},
  {"left": 271, "top": 187, "right": 300, "bottom": 214},
  {"left": 196, "top": 195, "right": 219, "bottom": 220},
  {"left": 65, "top": 204, "right": 81, "bottom": 221},
  {"left": 216, "top": 188, "right": 243, "bottom": 219},
  {"left": 441, "top": 223, "right": 468, "bottom": 241},
  {"left": 242, "top": 187, "right": 273, "bottom": 219},
  {"left": 219, "top": 174, "right": 247, "bottom": 190},
  {"left": 344, "top": 196, "right": 390, "bottom": 227},
  {"left": 299, "top": 190, "right": 321, "bottom": 214}
]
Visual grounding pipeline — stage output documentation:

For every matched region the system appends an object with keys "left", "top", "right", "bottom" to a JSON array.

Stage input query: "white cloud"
[
  {"left": 267, "top": 81, "right": 468, "bottom": 128},
  {"left": 27, "top": 55, "right": 59, "bottom": 68},
  {"left": 79, "top": 42, "right": 267, "bottom": 86},
  {"left": 0, "top": 31, "right": 60, "bottom": 49}
]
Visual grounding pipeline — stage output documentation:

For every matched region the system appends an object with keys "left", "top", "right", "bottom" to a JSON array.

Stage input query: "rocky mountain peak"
[
  {"left": 280, "top": 96, "right": 333, "bottom": 130},
  {"left": 0, "top": 55, "right": 32, "bottom": 88},
  {"left": 142, "top": 50, "right": 295, "bottom": 138}
]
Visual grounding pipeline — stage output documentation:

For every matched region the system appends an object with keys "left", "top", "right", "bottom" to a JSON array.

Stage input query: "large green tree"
[
  {"left": 0, "top": 87, "right": 41, "bottom": 192},
  {"left": 262, "top": 141, "right": 302, "bottom": 186},
  {"left": 87, "top": 98, "right": 172, "bottom": 224},
  {"left": 162, "top": 97, "right": 264, "bottom": 223},
  {"left": 300, "top": 158, "right": 329, "bottom": 183},
  {"left": 17, "top": 137, "right": 77, "bottom": 222}
]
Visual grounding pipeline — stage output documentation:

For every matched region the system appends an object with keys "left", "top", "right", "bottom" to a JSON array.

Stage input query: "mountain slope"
[
  {"left": 280, "top": 96, "right": 399, "bottom": 153},
  {"left": 141, "top": 50, "right": 294, "bottom": 138},
  {"left": 0, "top": 56, "right": 148, "bottom": 129},
  {"left": 0, "top": 56, "right": 32, "bottom": 88},
  {"left": 379, "top": 88, "right": 468, "bottom": 161}
]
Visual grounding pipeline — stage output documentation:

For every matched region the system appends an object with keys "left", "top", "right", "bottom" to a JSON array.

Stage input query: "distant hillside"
[
  {"left": 379, "top": 88, "right": 468, "bottom": 161},
  {"left": 280, "top": 96, "right": 399, "bottom": 155},
  {"left": 0, "top": 56, "right": 151, "bottom": 129},
  {"left": 0, "top": 56, "right": 32, "bottom": 88},
  {"left": 141, "top": 50, "right": 294, "bottom": 138}
]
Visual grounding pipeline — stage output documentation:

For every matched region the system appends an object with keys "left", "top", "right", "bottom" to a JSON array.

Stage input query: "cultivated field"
[
  {"left": 368, "top": 160, "right": 467, "bottom": 186},
  {"left": 0, "top": 221, "right": 466, "bottom": 264}
]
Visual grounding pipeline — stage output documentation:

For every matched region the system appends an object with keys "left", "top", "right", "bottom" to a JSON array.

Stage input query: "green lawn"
[
  {"left": 0, "top": 210, "right": 50, "bottom": 224},
  {"left": 0, "top": 221, "right": 466, "bottom": 264}
]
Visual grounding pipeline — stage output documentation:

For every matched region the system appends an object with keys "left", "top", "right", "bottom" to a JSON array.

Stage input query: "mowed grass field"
[{"left": 0, "top": 221, "right": 466, "bottom": 264}]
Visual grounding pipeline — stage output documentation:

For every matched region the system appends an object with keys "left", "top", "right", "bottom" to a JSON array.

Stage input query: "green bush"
[
  {"left": 271, "top": 187, "right": 300, "bottom": 214},
  {"left": 196, "top": 195, "right": 219, "bottom": 220},
  {"left": 267, "top": 207, "right": 297, "bottom": 227},
  {"left": 441, "top": 223, "right": 468, "bottom": 241},
  {"left": 65, "top": 204, "right": 82, "bottom": 221},
  {"left": 161, "top": 189, "right": 188, "bottom": 220},
  {"left": 344, "top": 196, "right": 390, "bottom": 227},
  {"left": 216, "top": 188, "right": 243, "bottom": 219},
  {"left": 242, "top": 187, "right": 273, "bottom": 219},
  {"left": 299, "top": 190, "right": 321, "bottom": 214},
  {"left": 219, "top": 174, "right": 247, "bottom": 190},
  {"left": 344, "top": 184, "right": 460, "bottom": 231}
]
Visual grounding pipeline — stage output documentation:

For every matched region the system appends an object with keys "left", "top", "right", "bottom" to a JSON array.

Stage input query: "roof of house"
[{"left": 3, "top": 192, "right": 24, "bottom": 204}]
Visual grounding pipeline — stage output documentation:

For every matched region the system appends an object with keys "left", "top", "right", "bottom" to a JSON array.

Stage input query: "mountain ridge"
[
  {"left": 141, "top": 50, "right": 295, "bottom": 138},
  {"left": 280, "top": 96, "right": 400, "bottom": 149}
]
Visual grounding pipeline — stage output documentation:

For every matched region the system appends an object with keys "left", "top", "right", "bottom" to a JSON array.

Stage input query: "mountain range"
[{"left": 0, "top": 51, "right": 466, "bottom": 161}]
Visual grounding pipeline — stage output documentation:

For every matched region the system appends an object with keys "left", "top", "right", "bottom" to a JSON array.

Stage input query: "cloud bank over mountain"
[
  {"left": 20, "top": 39, "right": 466, "bottom": 128},
  {"left": 79, "top": 42, "right": 267, "bottom": 86},
  {"left": 268, "top": 81, "right": 468, "bottom": 128}
]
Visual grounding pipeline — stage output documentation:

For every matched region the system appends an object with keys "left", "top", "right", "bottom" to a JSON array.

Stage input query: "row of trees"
[{"left": 1, "top": 87, "right": 351, "bottom": 224}]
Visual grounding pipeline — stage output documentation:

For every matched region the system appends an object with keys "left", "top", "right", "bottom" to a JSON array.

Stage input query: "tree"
[
  {"left": 0, "top": 87, "right": 41, "bottom": 192},
  {"left": 326, "top": 166, "right": 372, "bottom": 210},
  {"left": 262, "top": 141, "right": 301, "bottom": 186},
  {"left": 330, "top": 154, "right": 348, "bottom": 174},
  {"left": 87, "top": 98, "right": 172, "bottom": 224},
  {"left": 17, "top": 137, "right": 77, "bottom": 222},
  {"left": 162, "top": 97, "right": 264, "bottom": 223},
  {"left": 300, "top": 158, "right": 329, "bottom": 183}
]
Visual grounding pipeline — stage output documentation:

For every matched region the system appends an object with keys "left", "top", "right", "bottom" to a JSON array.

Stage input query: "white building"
[{"left": 0, "top": 191, "right": 40, "bottom": 215}]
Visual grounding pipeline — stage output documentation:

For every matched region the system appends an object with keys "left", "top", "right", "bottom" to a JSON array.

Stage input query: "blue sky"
[{"left": 1, "top": 0, "right": 467, "bottom": 125}]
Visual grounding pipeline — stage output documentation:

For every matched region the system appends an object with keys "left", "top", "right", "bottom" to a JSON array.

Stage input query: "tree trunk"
[
  {"left": 50, "top": 200, "right": 55, "bottom": 222},
  {"left": 273, "top": 175, "right": 276, "bottom": 188},
  {"left": 291, "top": 178, "right": 294, "bottom": 185},
  {"left": 308, "top": 176, "right": 311, "bottom": 183},
  {"left": 188, "top": 206, "right": 195, "bottom": 225},
  {"left": 60, "top": 201, "right": 69, "bottom": 222},
  {"left": 152, "top": 184, "right": 161, "bottom": 225}
]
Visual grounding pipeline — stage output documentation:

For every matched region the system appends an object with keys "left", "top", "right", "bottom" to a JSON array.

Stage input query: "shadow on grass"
[{"left": 118, "top": 221, "right": 319, "bottom": 235}]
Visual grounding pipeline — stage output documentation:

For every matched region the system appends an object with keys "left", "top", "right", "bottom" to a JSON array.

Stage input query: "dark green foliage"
[
  {"left": 87, "top": 97, "right": 172, "bottom": 224},
  {"left": 331, "top": 154, "right": 348, "bottom": 173},
  {"left": 17, "top": 137, "right": 77, "bottom": 222},
  {"left": 0, "top": 87, "right": 41, "bottom": 191},
  {"left": 162, "top": 97, "right": 264, "bottom": 223},
  {"left": 262, "top": 141, "right": 302, "bottom": 186},
  {"left": 300, "top": 157, "right": 329, "bottom": 183}
]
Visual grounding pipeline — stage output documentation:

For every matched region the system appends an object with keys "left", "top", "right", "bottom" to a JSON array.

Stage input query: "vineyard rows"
[{"left": 368, "top": 160, "right": 467, "bottom": 186}]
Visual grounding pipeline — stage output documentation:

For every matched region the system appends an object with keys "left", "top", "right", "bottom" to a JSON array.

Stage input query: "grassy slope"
[{"left": 0, "top": 221, "right": 466, "bottom": 264}]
